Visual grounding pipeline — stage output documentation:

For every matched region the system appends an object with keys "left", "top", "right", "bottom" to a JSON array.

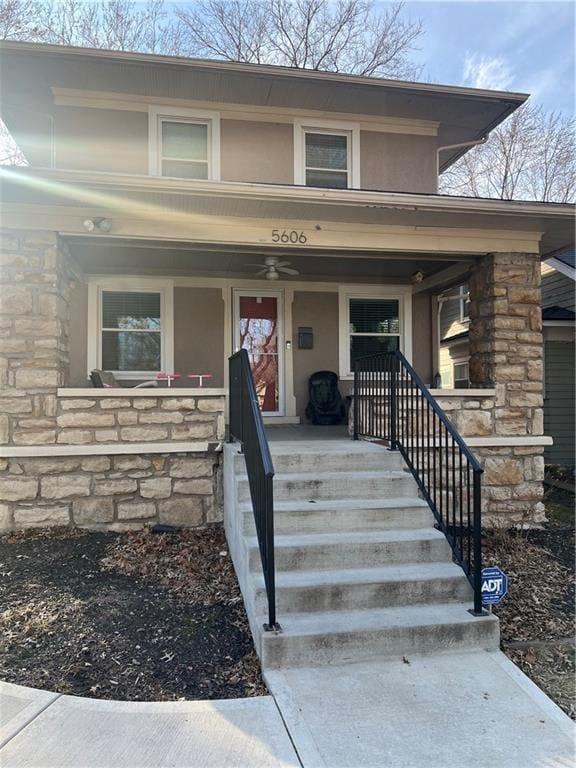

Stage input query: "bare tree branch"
[
  {"left": 175, "top": 0, "right": 423, "bottom": 79},
  {"left": 440, "top": 103, "right": 575, "bottom": 203}
]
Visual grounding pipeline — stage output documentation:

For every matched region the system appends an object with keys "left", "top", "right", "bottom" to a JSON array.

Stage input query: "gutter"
[{"left": 436, "top": 135, "right": 489, "bottom": 179}]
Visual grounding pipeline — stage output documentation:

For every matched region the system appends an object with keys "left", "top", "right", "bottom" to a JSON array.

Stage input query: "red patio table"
[
  {"left": 187, "top": 374, "right": 213, "bottom": 388},
  {"left": 156, "top": 373, "right": 182, "bottom": 388}
]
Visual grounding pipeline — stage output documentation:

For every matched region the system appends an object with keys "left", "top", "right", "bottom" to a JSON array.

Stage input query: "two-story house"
[{"left": 0, "top": 41, "right": 574, "bottom": 541}]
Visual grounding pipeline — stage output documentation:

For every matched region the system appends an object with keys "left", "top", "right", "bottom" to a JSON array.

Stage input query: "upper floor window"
[
  {"left": 294, "top": 120, "right": 360, "bottom": 189},
  {"left": 305, "top": 131, "right": 349, "bottom": 188},
  {"left": 149, "top": 107, "right": 220, "bottom": 180}
]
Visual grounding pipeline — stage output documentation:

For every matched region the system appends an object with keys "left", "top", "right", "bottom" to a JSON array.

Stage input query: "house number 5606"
[{"left": 271, "top": 229, "right": 308, "bottom": 244}]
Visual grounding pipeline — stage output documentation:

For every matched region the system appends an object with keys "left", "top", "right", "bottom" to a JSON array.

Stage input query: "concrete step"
[
  {"left": 235, "top": 445, "right": 403, "bottom": 475},
  {"left": 247, "top": 528, "right": 451, "bottom": 572},
  {"left": 260, "top": 602, "right": 499, "bottom": 668},
  {"left": 237, "top": 470, "right": 416, "bottom": 503},
  {"left": 254, "top": 562, "right": 472, "bottom": 614},
  {"left": 241, "top": 497, "right": 433, "bottom": 535}
]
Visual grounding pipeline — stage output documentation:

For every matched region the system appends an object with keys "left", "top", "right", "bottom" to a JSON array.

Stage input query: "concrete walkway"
[
  {"left": 266, "top": 649, "right": 575, "bottom": 768},
  {"left": 0, "top": 681, "right": 300, "bottom": 768},
  {"left": 1, "top": 651, "right": 574, "bottom": 767}
]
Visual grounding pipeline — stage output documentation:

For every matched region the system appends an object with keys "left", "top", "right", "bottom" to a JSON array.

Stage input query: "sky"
[{"left": 403, "top": 0, "right": 575, "bottom": 115}]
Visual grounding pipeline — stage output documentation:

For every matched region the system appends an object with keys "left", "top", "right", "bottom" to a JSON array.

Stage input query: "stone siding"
[
  {"left": 468, "top": 252, "right": 544, "bottom": 524},
  {"left": 52, "top": 394, "right": 225, "bottom": 446},
  {"left": 0, "top": 230, "right": 77, "bottom": 446},
  {"left": 0, "top": 452, "right": 222, "bottom": 530}
]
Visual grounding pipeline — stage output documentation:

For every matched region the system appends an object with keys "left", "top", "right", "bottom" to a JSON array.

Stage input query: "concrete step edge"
[
  {"left": 259, "top": 602, "right": 497, "bottom": 637},
  {"left": 253, "top": 562, "right": 468, "bottom": 590},
  {"left": 245, "top": 527, "right": 445, "bottom": 549},
  {"left": 237, "top": 470, "right": 411, "bottom": 483},
  {"left": 239, "top": 497, "right": 428, "bottom": 514}
]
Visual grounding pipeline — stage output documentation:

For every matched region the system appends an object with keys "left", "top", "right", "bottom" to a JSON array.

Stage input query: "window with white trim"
[
  {"left": 294, "top": 120, "right": 360, "bottom": 189},
  {"left": 453, "top": 360, "right": 470, "bottom": 389},
  {"left": 149, "top": 107, "right": 220, "bottom": 180},
  {"left": 348, "top": 297, "right": 401, "bottom": 370},
  {"left": 101, "top": 290, "right": 162, "bottom": 373},
  {"left": 87, "top": 281, "right": 174, "bottom": 380},
  {"left": 159, "top": 119, "right": 210, "bottom": 179},
  {"left": 304, "top": 130, "right": 350, "bottom": 188}
]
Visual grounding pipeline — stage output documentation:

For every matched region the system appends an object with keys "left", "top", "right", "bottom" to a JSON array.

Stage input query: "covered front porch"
[{"left": 63, "top": 234, "right": 473, "bottom": 426}]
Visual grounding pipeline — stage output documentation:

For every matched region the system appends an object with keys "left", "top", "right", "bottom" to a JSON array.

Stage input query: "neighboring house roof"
[
  {"left": 542, "top": 306, "right": 576, "bottom": 321},
  {"left": 553, "top": 250, "right": 576, "bottom": 270},
  {"left": 0, "top": 40, "right": 528, "bottom": 171},
  {"left": 440, "top": 331, "right": 469, "bottom": 345}
]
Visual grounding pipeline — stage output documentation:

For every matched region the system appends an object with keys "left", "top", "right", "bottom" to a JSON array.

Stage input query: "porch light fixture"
[
  {"left": 411, "top": 270, "right": 425, "bottom": 284},
  {"left": 83, "top": 217, "right": 113, "bottom": 233}
]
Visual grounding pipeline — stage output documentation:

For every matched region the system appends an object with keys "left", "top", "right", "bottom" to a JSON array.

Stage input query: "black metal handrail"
[
  {"left": 353, "top": 350, "right": 484, "bottom": 614},
  {"left": 228, "top": 349, "right": 279, "bottom": 631}
]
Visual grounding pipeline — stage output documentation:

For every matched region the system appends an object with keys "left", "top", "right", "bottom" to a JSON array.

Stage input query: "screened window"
[
  {"left": 453, "top": 361, "right": 470, "bottom": 389},
  {"left": 348, "top": 298, "right": 400, "bottom": 369},
  {"left": 101, "top": 291, "right": 162, "bottom": 373},
  {"left": 160, "top": 119, "right": 209, "bottom": 179},
  {"left": 305, "top": 131, "right": 349, "bottom": 188}
]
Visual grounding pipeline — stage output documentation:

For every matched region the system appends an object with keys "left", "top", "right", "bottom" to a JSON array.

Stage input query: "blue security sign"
[{"left": 481, "top": 567, "right": 508, "bottom": 605}]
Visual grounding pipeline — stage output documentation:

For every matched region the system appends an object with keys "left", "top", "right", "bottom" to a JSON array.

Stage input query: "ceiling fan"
[{"left": 247, "top": 256, "right": 300, "bottom": 280}]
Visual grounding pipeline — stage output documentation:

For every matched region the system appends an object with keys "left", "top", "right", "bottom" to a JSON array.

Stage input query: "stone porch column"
[
  {"left": 468, "top": 252, "right": 545, "bottom": 524},
  {"left": 0, "top": 229, "right": 76, "bottom": 446}
]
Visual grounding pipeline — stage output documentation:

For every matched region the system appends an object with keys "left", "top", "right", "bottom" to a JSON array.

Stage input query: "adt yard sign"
[{"left": 481, "top": 567, "right": 508, "bottom": 605}]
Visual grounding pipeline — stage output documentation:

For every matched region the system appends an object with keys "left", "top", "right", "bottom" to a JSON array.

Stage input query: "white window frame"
[
  {"left": 294, "top": 118, "right": 360, "bottom": 189},
  {"left": 452, "top": 357, "right": 470, "bottom": 389},
  {"left": 87, "top": 278, "right": 174, "bottom": 381},
  {"left": 148, "top": 106, "right": 221, "bottom": 180},
  {"left": 338, "top": 285, "right": 413, "bottom": 379},
  {"left": 459, "top": 284, "right": 470, "bottom": 323}
]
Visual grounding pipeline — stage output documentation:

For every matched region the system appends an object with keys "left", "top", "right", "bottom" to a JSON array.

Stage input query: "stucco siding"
[
  {"left": 220, "top": 120, "right": 294, "bottom": 184},
  {"left": 292, "top": 291, "right": 341, "bottom": 421},
  {"left": 68, "top": 280, "right": 89, "bottom": 386},
  {"left": 412, "top": 293, "right": 433, "bottom": 384},
  {"left": 360, "top": 131, "right": 437, "bottom": 193},
  {"left": 174, "top": 287, "right": 225, "bottom": 387},
  {"left": 54, "top": 106, "right": 149, "bottom": 174},
  {"left": 544, "top": 336, "right": 576, "bottom": 466}
]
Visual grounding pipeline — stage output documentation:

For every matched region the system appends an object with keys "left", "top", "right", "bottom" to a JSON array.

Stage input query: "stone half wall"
[
  {"left": 0, "top": 390, "right": 227, "bottom": 531},
  {"left": 0, "top": 452, "right": 222, "bottom": 531},
  {"left": 434, "top": 393, "right": 545, "bottom": 526},
  {"left": 349, "top": 389, "right": 546, "bottom": 526}
]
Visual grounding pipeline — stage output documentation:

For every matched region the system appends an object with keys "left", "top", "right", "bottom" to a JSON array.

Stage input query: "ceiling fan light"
[{"left": 266, "top": 270, "right": 279, "bottom": 280}]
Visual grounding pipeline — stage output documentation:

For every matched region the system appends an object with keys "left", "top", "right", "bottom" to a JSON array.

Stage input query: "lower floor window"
[
  {"left": 101, "top": 290, "right": 162, "bottom": 373},
  {"left": 453, "top": 360, "right": 470, "bottom": 389},
  {"left": 348, "top": 297, "right": 400, "bottom": 370}
]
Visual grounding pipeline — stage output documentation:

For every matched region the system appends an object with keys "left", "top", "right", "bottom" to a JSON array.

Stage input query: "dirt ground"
[
  {"left": 0, "top": 525, "right": 267, "bottom": 701},
  {"left": 0, "top": 494, "right": 573, "bottom": 712},
  {"left": 483, "top": 496, "right": 575, "bottom": 720}
]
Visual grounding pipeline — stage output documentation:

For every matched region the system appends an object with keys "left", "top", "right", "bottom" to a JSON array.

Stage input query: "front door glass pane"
[{"left": 239, "top": 296, "right": 279, "bottom": 412}]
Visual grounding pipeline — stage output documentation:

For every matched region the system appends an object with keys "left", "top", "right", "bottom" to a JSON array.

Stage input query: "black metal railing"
[
  {"left": 353, "top": 350, "right": 484, "bottom": 614},
  {"left": 228, "top": 349, "right": 279, "bottom": 631}
]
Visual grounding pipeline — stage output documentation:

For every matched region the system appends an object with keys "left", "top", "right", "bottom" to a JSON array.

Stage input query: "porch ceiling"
[{"left": 66, "top": 237, "right": 460, "bottom": 283}]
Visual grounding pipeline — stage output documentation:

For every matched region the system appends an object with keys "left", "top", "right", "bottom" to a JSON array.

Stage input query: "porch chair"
[{"left": 90, "top": 370, "right": 158, "bottom": 389}]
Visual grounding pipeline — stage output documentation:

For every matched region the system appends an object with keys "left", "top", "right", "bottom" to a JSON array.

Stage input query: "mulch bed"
[
  {"left": 0, "top": 525, "right": 267, "bottom": 701},
  {"left": 483, "top": 499, "right": 575, "bottom": 719}
]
